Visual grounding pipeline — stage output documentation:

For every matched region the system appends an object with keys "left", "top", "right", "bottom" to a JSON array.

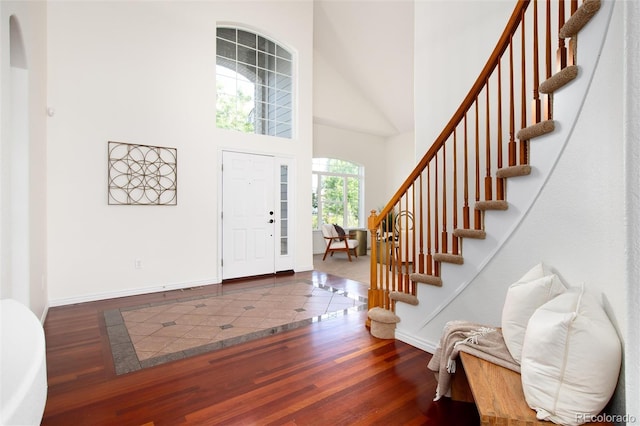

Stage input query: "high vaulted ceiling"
[{"left": 313, "top": 0, "right": 415, "bottom": 137}]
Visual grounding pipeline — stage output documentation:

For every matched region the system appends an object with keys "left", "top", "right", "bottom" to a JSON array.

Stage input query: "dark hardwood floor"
[{"left": 42, "top": 271, "right": 479, "bottom": 425}]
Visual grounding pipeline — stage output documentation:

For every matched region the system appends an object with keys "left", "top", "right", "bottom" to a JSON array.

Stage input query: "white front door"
[{"left": 222, "top": 151, "right": 275, "bottom": 280}]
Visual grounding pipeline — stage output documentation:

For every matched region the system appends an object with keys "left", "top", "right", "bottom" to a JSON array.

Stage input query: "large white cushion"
[
  {"left": 520, "top": 287, "right": 622, "bottom": 425},
  {"left": 501, "top": 263, "right": 566, "bottom": 363}
]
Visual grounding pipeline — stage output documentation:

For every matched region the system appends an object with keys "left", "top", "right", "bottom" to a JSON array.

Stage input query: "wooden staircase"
[{"left": 366, "top": 0, "right": 608, "bottom": 335}]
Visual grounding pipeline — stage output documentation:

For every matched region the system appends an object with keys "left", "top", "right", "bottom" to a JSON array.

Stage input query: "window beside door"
[{"left": 312, "top": 158, "right": 364, "bottom": 230}]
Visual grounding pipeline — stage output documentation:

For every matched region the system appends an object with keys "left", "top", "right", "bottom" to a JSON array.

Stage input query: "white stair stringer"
[{"left": 394, "top": 0, "right": 615, "bottom": 354}]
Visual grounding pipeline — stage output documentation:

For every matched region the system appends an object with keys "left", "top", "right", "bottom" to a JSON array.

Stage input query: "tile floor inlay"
[{"left": 105, "top": 280, "right": 367, "bottom": 375}]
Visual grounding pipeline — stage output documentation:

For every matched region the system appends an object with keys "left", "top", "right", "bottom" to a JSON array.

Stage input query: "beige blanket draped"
[{"left": 427, "top": 320, "right": 520, "bottom": 401}]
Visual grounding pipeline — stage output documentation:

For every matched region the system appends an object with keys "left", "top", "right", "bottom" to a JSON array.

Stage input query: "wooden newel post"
[
  {"left": 368, "top": 210, "right": 378, "bottom": 233},
  {"left": 368, "top": 211, "right": 379, "bottom": 272},
  {"left": 366, "top": 210, "right": 379, "bottom": 325}
]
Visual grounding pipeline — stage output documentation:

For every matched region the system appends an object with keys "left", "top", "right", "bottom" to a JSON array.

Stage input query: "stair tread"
[
  {"left": 409, "top": 273, "right": 443, "bottom": 287},
  {"left": 497, "top": 165, "right": 532, "bottom": 178},
  {"left": 475, "top": 200, "right": 509, "bottom": 211},
  {"left": 390, "top": 291, "right": 419, "bottom": 305},
  {"left": 433, "top": 253, "right": 464, "bottom": 265},
  {"left": 517, "top": 120, "right": 555, "bottom": 141},
  {"left": 453, "top": 228, "right": 487, "bottom": 239},
  {"left": 540, "top": 65, "right": 579, "bottom": 94},
  {"left": 368, "top": 307, "right": 400, "bottom": 323},
  {"left": 560, "top": 0, "right": 601, "bottom": 39}
]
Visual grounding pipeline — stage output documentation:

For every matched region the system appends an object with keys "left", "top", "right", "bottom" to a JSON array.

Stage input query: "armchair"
[{"left": 321, "top": 224, "right": 359, "bottom": 261}]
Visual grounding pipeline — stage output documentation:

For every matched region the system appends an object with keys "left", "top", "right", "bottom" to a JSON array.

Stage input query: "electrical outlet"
[{"left": 135, "top": 259, "right": 143, "bottom": 269}]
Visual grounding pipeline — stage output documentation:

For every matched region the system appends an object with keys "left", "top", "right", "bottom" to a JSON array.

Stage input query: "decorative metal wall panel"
[{"left": 108, "top": 141, "right": 177, "bottom": 205}]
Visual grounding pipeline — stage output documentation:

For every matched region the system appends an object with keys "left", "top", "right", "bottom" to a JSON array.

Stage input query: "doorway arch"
[{"left": 1, "top": 15, "right": 30, "bottom": 304}]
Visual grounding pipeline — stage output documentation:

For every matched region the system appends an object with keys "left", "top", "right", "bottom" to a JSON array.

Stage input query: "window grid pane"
[
  {"left": 280, "top": 165, "right": 288, "bottom": 255},
  {"left": 216, "top": 26, "right": 293, "bottom": 139},
  {"left": 218, "top": 28, "right": 236, "bottom": 42}
]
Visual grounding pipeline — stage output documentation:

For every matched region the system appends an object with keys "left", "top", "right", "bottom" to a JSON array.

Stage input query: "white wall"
[
  {"left": 624, "top": 0, "right": 640, "bottom": 420},
  {"left": 415, "top": 1, "right": 514, "bottom": 155},
  {"left": 46, "top": 1, "right": 313, "bottom": 304},
  {"left": 0, "top": 1, "right": 48, "bottom": 320},
  {"left": 384, "top": 131, "right": 416, "bottom": 196},
  {"left": 313, "top": 51, "right": 397, "bottom": 137}
]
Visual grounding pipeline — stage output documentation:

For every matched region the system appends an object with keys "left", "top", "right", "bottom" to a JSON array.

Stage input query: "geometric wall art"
[{"left": 107, "top": 141, "right": 177, "bottom": 205}]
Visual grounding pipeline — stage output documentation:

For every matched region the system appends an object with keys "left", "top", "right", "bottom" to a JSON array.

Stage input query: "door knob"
[{"left": 269, "top": 219, "right": 275, "bottom": 223}]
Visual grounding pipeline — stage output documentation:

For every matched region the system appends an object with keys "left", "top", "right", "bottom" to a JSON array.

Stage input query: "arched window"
[
  {"left": 216, "top": 27, "right": 293, "bottom": 139},
  {"left": 312, "top": 158, "right": 364, "bottom": 230}
]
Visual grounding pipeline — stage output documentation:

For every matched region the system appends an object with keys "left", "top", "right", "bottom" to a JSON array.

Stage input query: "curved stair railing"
[{"left": 366, "top": 0, "right": 603, "bottom": 323}]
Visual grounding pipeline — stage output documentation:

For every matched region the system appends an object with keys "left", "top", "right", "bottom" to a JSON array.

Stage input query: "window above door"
[{"left": 216, "top": 27, "right": 294, "bottom": 139}]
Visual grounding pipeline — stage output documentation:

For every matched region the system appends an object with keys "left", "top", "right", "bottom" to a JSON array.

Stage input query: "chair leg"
[
  {"left": 322, "top": 245, "right": 332, "bottom": 261},
  {"left": 343, "top": 240, "right": 352, "bottom": 262}
]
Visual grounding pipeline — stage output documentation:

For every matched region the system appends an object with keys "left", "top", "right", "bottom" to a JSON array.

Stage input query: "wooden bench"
[{"left": 451, "top": 352, "right": 613, "bottom": 426}]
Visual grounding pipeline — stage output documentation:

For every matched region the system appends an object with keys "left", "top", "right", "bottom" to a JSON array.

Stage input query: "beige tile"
[
  {"left": 151, "top": 324, "right": 194, "bottom": 338},
  {"left": 297, "top": 307, "right": 328, "bottom": 318},
  {"left": 310, "top": 291, "right": 334, "bottom": 299},
  {"left": 328, "top": 300, "right": 358, "bottom": 310},
  {"left": 199, "top": 298, "right": 228, "bottom": 307},
  {"left": 224, "top": 299, "right": 260, "bottom": 308},
  {"left": 240, "top": 307, "right": 277, "bottom": 318},
  {"left": 202, "top": 315, "right": 238, "bottom": 327},
  {"left": 183, "top": 325, "right": 222, "bottom": 339},
  {"left": 216, "top": 326, "right": 261, "bottom": 340},
  {"left": 164, "top": 304, "right": 198, "bottom": 314},
  {"left": 131, "top": 305, "right": 174, "bottom": 314},
  {"left": 285, "top": 284, "right": 315, "bottom": 295},
  {"left": 280, "top": 295, "right": 311, "bottom": 305},
  {"left": 303, "top": 300, "right": 332, "bottom": 311},
  {"left": 267, "top": 310, "right": 298, "bottom": 322},
  {"left": 122, "top": 311, "right": 163, "bottom": 323},
  {"left": 215, "top": 305, "right": 250, "bottom": 316},
  {"left": 174, "top": 314, "right": 208, "bottom": 326},
  {"left": 127, "top": 322, "right": 164, "bottom": 336},
  {"left": 232, "top": 316, "right": 273, "bottom": 329},
  {"left": 227, "top": 292, "right": 266, "bottom": 301},
  {"left": 159, "top": 337, "right": 212, "bottom": 354},
  {"left": 259, "top": 295, "right": 286, "bottom": 303},
  {"left": 145, "top": 312, "right": 185, "bottom": 324},
  {"left": 260, "top": 318, "right": 293, "bottom": 328},
  {"left": 251, "top": 300, "right": 284, "bottom": 309},
  {"left": 136, "top": 350, "right": 158, "bottom": 361},
  {"left": 191, "top": 305, "right": 224, "bottom": 316},
  {"left": 133, "top": 335, "right": 176, "bottom": 353}
]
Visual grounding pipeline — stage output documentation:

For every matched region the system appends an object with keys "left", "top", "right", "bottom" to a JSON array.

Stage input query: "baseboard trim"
[
  {"left": 40, "top": 303, "right": 49, "bottom": 325},
  {"left": 48, "top": 278, "right": 220, "bottom": 307},
  {"left": 295, "top": 264, "right": 314, "bottom": 273},
  {"left": 394, "top": 329, "right": 437, "bottom": 354}
]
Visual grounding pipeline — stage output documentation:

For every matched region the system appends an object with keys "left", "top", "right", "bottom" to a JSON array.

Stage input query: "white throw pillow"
[
  {"left": 520, "top": 287, "right": 622, "bottom": 426},
  {"left": 501, "top": 263, "right": 566, "bottom": 363}
]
